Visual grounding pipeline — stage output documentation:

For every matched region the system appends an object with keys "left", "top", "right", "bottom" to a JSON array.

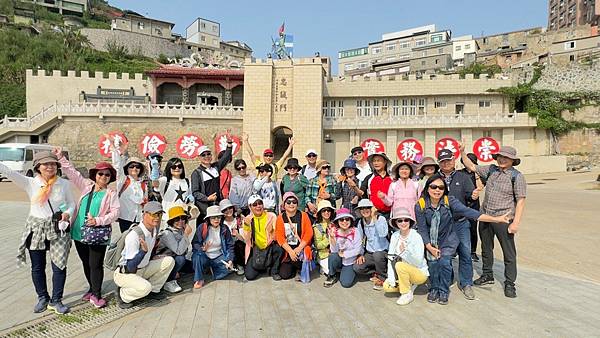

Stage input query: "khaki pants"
[
  {"left": 383, "top": 262, "right": 428, "bottom": 294},
  {"left": 113, "top": 256, "right": 175, "bottom": 303}
]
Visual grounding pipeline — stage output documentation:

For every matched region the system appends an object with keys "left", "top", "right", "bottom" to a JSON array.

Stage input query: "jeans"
[
  {"left": 244, "top": 243, "right": 283, "bottom": 281},
  {"left": 168, "top": 255, "right": 187, "bottom": 281},
  {"left": 454, "top": 219, "right": 473, "bottom": 287},
  {"left": 29, "top": 249, "right": 66, "bottom": 303},
  {"left": 74, "top": 240, "right": 107, "bottom": 298},
  {"left": 192, "top": 252, "right": 231, "bottom": 282},
  {"left": 328, "top": 252, "right": 357, "bottom": 288},
  {"left": 353, "top": 251, "right": 388, "bottom": 278},
  {"left": 428, "top": 256, "right": 453, "bottom": 296},
  {"left": 479, "top": 221, "right": 517, "bottom": 285}
]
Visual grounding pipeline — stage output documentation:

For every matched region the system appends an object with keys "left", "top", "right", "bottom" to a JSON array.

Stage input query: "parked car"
[{"left": 0, "top": 143, "right": 69, "bottom": 181}]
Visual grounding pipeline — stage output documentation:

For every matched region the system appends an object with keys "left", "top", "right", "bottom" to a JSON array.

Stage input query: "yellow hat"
[{"left": 167, "top": 206, "right": 189, "bottom": 225}]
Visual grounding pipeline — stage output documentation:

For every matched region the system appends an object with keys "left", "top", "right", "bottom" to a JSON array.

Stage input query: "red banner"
[
  {"left": 435, "top": 137, "right": 461, "bottom": 159},
  {"left": 473, "top": 137, "right": 500, "bottom": 162},
  {"left": 360, "top": 138, "right": 385, "bottom": 160},
  {"left": 214, "top": 133, "right": 242, "bottom": 156},
  {"left": 176, "top": 133, "right": 204, "bottom": 159},
  {"left": 396, "top": 138, "right": 423, "bottom": 163},
  {"left": 98, "top": 132, "right": 128, "bottom": 158},
  {"left": 138, "top": 133, "right": 167, "bottom": 157}
]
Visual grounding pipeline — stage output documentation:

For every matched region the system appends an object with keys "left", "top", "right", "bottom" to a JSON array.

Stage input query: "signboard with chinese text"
[
  {"left": 473, "top": 137, "right": 500, "bottom": 162},
  {"left": 176, "top": 134, "right": 204, "bottom": 159},
  {"left": 214, "top": 133, "right": 242, "bottom": 156},
  {"left": 98, "top": 132, "right": 128, "bottom": 158},
  {"left": 360, "top": 138, "right": 385, "bottom": 160},
  {"left": 435, "top": 137, "right": 461, "bottom": 159},
  {"left": 396, "top": 138, "right": 423, "bottom": 163},
  {"left": 138, "top": 133, "right": 167, "bottom": 157}
]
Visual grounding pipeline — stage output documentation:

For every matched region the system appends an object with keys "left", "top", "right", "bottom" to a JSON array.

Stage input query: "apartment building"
[
  {"left": 548, "top": 0, "right": 599, "bottom": 32},
  {"left": 111, "top": 11, "right": 174, "bottom": 39},
  {"left": 21, "top": 0, "right": 88, "bottom": 16}
]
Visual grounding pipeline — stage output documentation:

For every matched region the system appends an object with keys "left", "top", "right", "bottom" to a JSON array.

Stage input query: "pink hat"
[{"left": 282, "top": 191, "right": 298, "bottom": 202}]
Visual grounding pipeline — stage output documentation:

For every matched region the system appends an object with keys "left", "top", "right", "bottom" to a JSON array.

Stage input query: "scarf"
[
  {"left": 335, "top": 227, "right": 356, "bottom": 242},
  {"left": 427, "top": 205, "right": 441, "bottom": 261},
  {"left": 34, "top": 175, "right": 58, "bottom": 205}
]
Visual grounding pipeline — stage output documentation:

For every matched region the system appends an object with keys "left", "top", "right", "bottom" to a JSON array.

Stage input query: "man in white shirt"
[
  {"left": 302, "top": 149, "right": 318, "bottom": 180},
  {"left": 113, "top": 202, "right": 175, "bottom": 308},
  {"left": 352, "top": 146, "right": 372, "bottom": 185}
]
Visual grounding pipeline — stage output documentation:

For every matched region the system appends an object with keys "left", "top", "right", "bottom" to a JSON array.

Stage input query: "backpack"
[
  {"left": 103, "top": 224, "right": 145, "bottom": 271},
  {"left": 486, "top": 165, "right": 520, "bottom": 204},
  {"left": 301, "top": 164, "right": 307, "bottom": 175},
  {"left": 119, "top": 177, "right": 147, "bottom": 199},
  {"left": 417, "top": 195, "right": 450, "bottom": 212}
]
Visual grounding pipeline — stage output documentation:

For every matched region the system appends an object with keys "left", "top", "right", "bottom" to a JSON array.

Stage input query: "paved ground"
[{"left": 0, "top": 171, "right": 599, "bottom": 337}]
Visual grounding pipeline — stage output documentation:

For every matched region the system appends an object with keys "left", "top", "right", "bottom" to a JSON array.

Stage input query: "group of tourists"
[{"left": 0, "top": 132, "right": 526, "bottom": 314}]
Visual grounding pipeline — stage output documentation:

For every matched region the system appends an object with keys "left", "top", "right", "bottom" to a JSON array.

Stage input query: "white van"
[{"left": 0, "top": 143, "right": 68, "bottom": 181}]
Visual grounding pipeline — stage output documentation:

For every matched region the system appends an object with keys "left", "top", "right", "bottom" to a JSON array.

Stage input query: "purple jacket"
[{"left": 330, "top": 227, "right": 364, "bottom": 266}]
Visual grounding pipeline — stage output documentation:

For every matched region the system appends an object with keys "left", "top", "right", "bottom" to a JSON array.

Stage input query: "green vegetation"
[
  {"left": 57, "top": 313, "right": 83, "bottom": 324},
  {"left": 459, "top": 62, "right": 502, "bottom": 78},
  {"left": 492, "top": 65, "right": 600, "bottom": 136}
]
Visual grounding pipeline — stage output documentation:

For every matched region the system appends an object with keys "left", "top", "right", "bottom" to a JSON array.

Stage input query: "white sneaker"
[
  {"left": 236, "top": 265, "right": 245, "bottom": 276},
  {"left": 396, "top": 291, "right": 414, "bottom": 306},
  {"left": 164, "top": 280, "right": 182, "bottom": 293}
]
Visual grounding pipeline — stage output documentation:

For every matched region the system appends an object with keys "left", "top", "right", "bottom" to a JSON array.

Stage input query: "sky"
[{"left": 109, "top": 0, "right": 548, "bottom": 73}]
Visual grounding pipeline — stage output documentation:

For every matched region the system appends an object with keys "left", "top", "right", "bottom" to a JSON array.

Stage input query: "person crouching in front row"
[
  {"left": 113, "top": 202, "right": 175, "bottom": 309},
  {"left": 323, "top": 208, "right": 363, "bottom": 288},
  {"left": 191, "top": 205, "right": 235, "bottom": 289}
]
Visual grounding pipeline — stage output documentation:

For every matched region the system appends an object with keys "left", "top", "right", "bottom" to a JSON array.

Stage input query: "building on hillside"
[
  {"left": 111, "top": 11, "right": 174, "bottom": 39},
  {"left": 338, "top": 24, "right": 456, "bottom": 77},
  {"left": 548, "top": 34, "right": 600, "bottom": 64},
  {"left": 20, "top": 0, "right": 88, "bottom": 16},
  {"left": 452, "top": 35, "right": 479, "bottom": 67},
  {"left": 548, "top": 0, "right": 599, "bottom": 33},
  {"left": 183, "top": 17, "right": 252, "bottom": 64}
]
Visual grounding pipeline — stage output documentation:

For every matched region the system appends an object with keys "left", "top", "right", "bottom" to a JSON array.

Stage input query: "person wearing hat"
[
  {"left": 353, "top": 199, "right": 389, "bottom": 291},
  {"left": 302, "top": 149, "right": 319, "bottom": 180},
  {"left": 145, "top": 151, "right": 164, "bottom": 203},
  {"left": 156, "top": 206, "right": 193, "bottom": 293},
  {"left": 114, "top": 201, "right": 175, "bottom": 308},
  {"left": 253, "top": 164, "right": 280, "bottom": 213},
  {"left": 460, "top": 143, "right": 527, "bottom": 298},
  {"left": 190, "top": 133, "right": 234, "bottom": 222},
  {"left": 416, "top": 174, "right": 510, "bottom": 305},
  {"left": 217, "top": 150, "right": 233, "bottom": 199},
  {"left": 242, "top": 133, "right": 296, "bottom": 180},
  {"left": 242, "top": 195, "right": 283, "bottom": 281},
  {"left": 156, "top": 157, "right": 194, "bottom": 228},
  {"left": 359, "top": 152, "right": 393, "bottom": 218},
  {"left": 437, "top": 148, "right": 479, "bottom": 301},
  {"left": 220, "top": 199, "right": 246, "bottom": 275},
  {"left": 1, "top": 150, "right": 75, "bottom": 314},
  {"left": 336, "top": 158, "right": 362, "bottom": 211},
  {"left": 111, "top": 141, "right": 148, "bottom": 233},
  {"left": 280, "top": 158, "right": 310, "bottom": 212},
  {"left": 312, "top": 200, "right": 336, "bottom": 275},
  {"left": 460, "top": 153, "right": 486, "bottom": 262},
  {"left": 323, "top": 208, "right": 363, "bottom": 288},
  {"left": 191, "top": 205, "right": 235, "bottom": 289},
  {"left": 379, "top": 160, "right": 421, "bottom": 221},
  {"left": 351, "top": 146, "right": 372, "bottom": 185},
  {"left": 417, "top": 157, "right": 439, "bottom": 192},
  {"left": 55, "top": 148, "right": 119, "bottom": 308},
  {"left": 275, "top": 192, "right": 314, "bottom": 281},
  {"left": 229, "top": 159, "right": 255, "bottom": 216},
  {"left": 383, "top": 207, "right": 429, "bottom": 306},
  {"left": 305, "top": 160, "right": 337, "bottom": 215}
]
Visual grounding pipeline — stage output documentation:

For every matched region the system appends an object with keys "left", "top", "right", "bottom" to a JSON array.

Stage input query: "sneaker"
[
  {"left": 427, "top": 290, "right": 439, "bottom": 303},
  {"left": 504, "top": 283, "right": 517, "bottom": 298},
  {"left": 323, "top": 274, "right": 338, "bottom": 288},
  {"left": 471, "top": 253, "right": 479, "bottom": 262},
  {"left": 294, "top": 274, "right": 302, "bottom": 282},
  {"left": 115, "top": 288, "right": 133, "bottom": 309},
  {"left": 437, "top": 293, "right": 449, "bottom": 305},
  {"left": 163, "top": 280, "right": 182, "bottom": 293},
  {"left": 33, "top": 297, "right": 49, "bottom": 313},
  {"left": 396, "top": 291, "right": 414, "bottom": 306},
  {"left": 81, "top": 292, "right": 93, "bottom": 302},
  {"left": 473, "top": 275, "right": 495, "bottom": 286},
  {"left": 146, "top": 291, "right": 167, "bottom": 300},
  {"left": 47, "top": 301, "right": 70, "bottom": 314},
  {"left": 372, "top": 278, "right": 384, "bottom": 291},
  {"left": 461, "top": 285, "right": 476, "bottom": 300},
  {"left": 236, "top": 265, "right": 245, "bottom": 276},
  {"left": 369, "top": 273, "right": 379, "bottom": 282},
  {"left": 89, "top": 295, "right": 107, "bottom": 309},
  {"left": 272, "top": 274, "right": 282, "bottom": 281},
  {"left": 194, "top": 280, "right": 204, "bottom": 289}
]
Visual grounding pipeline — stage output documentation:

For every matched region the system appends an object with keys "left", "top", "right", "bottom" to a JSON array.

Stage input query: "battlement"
[
  {"left": 26, "top": 69, "right": 147, "bottom": 80},
  {"left": 327, "top": 72, "right": 512, "bottom": 83},
  {"left": 245, "top": 57, "right": 326, "bottom": 66}
]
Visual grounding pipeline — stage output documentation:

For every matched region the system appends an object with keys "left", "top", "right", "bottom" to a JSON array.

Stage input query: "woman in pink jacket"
[
  {"left": 55, "top": 149, "right": 120, "bottom": 308},
  {"left": 379, "top": 161, "right": 422, "bottom": 220}
]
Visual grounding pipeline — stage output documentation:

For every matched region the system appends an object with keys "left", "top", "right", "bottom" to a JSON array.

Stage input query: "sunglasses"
[
  {"left": 171, "top": 164, "right": 183, "bottom": 169},
  {"left": 353, "top": 151, "right": 363, "bottom": 156},
  {"left": 200, "top": 152, "right": 212, "bottom": 157},
  {"left": 321, "top": 166, "right": 331, "bottom": 170},
  {"left": 171, "top": 216, "right": 187, "bottom": 223},
  {"left": 285, "top": 199, "right": 298, "bottom": 205},
  {"left": 395, "top": 218, "right": 412, "bottom": 223},
  {"left": 306, "top": 154, "right": 317, "bottom": 158},
  {"left": 264, "top": 154, "right": 274, "bottom": 158},
  {"left": 236, "top": 166, "right": 247, "bottom": 170},
  {"left": 97, "top": 172, "right": 111, "bottom": 177},
  {"left": 146, "top": 212, "right": 163, "bottom": 218},
  {"left": 321, "top": 209, "right": 332, "bottom": 213},
  {"left": 251, "top": 201, "right": 264, "bottom": 207},
  {"left": 210, "top": 216, "right": 222, "bottom": 220},
  {"left": 338, "top": 217, "right": 353, "bottom": 223},
  {"left": 429, "top": 184, "right": 446, "bottom": 191},
  {"left": 128, "top": 164, "right": 142, "bottom": 170}
]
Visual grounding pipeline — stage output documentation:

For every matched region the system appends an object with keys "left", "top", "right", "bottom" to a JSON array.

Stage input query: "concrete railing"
[{"left": 322, "top": 112, "right": 536, "bottom": 129}]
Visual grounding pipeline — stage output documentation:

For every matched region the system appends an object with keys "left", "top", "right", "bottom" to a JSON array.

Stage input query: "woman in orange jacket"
[{"left": 276, "top": 192, "right": 313, "bottom": 280}]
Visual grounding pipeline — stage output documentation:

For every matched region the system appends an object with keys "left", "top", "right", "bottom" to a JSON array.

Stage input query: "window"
[
  {"left": 392, "top": 99, "right": 400, "bottom": 116},
  {"left": 344, "top": 64, "right": 354, "bottom": 71},
  {"left": 483, "top": 130, "right": 492, "bottom": 137},
  {"left": 455, "top": 45, "right": 462, "bottom": 51},
  {"left": 364, "top": 100, "right": 371, "bottom": 117},
  {"left": 372, "top": 47, "right": 382, "bottom": 54},
  {"left": 399, "top": 41, "right": 411, "bottom": 49},
  {"left": 356, "top": 100, "right": 363, "bottom": 116},
  {"left": 201, "top": 35, "right": 206, "bottom": 41},
  {"left": 570, "top": 55, "right": 575, "bottom": 62},
  {"left": 25, "top": 150, "right": 33, "bottom": 161},
  {"left": 201, "top": 22, "right": 206, "bottom": 28},
  {"left": 479, "top": 100, "right": 492, "bottom": 108},
  {"left": 322, "top": 100, "right": 329, "bottom": 116},
  {"left": 386, "top": 44, "right": 396, "bottom": 51},
  {"left": 155, "top": 28, "right": 162, "bottom": 36},
  {"left": 564, "top": 41, "right": 576, "bottom": 50},
  {"left": 421, "top": 60, "right": 426, "bottom": 66},
  {"left": 386, "top": 57, "right": 396, "bottom": 62},
  {"left": 358, "top": 62, "right": 368, "bottom": 69},
  {"left": 339, "top": 47, "right": 369, "bottom": 59},
  {"left": 212, "top": 25, "right": 218, "bottom": 32},
  {"left": 415, "top": 38, "right": 426, "bottom": 46},
  {"left": 337, "top": 100, "right": 344, "bottom": 117},
  {"left": 373, "top": 99, "right": 380, "bottom": 116},
  {"left": 435, "top": 59, "right": 439, "bottom": 65},
  {"left": 438, "top": 48, "right": 444, "bottom": 54},
  {"left": 465, "top": 44, "right": 471, "bottom": 50},
  {"left": 422, "top": 51, "right": 427, "bottom": 57},
  {"left": 434, "top": 100, "right": 447, "bottom": 108},
  {"left": 418, "top": 98, "right": 426, "bottom": 114},
  {"left": 137, "top": 21, "right": 144, "bottom": 30},
  {"left": 381, "top": 99, "right": 388, "bottom": 113},
  {"left": 401, "top": 98, "right": 417, "bottom": 115},
  {"left": 430, "top": 34, "right": 443, "bottom": 43},
  {"left": 399, "top": 54, "right": 410, "bottom": 60}
]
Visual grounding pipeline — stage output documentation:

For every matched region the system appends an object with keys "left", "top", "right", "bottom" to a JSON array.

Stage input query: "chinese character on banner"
[
  {"left": 396, "top": 138, "right": 423, "bottom": 163},
  {"left": 473, "top": 137, "right": 500, "bottom": 162},
  {"left": 176, "top": 134, "right": 204, "bottom": 159},
  {"left": 138, "top": 133, "right": 167, "bottom": 157},
  {"left": 214, "top": 133, "right": 242, "bottom": 156},
  {"left": 435, "top": 137, "right": 461, "bottom": 159},
  {"left": 98, "top": 132, "right": 128, "bottom": 158},
  {"left": 360, "top": 138, "right": 385, "bottom": 160}
]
